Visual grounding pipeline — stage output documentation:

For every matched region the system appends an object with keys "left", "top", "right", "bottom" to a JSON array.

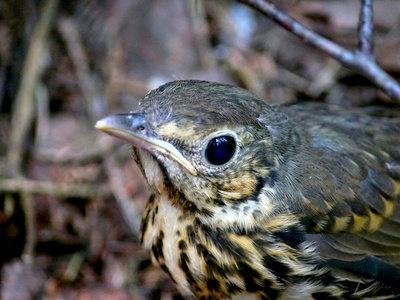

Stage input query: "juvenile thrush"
[{"left": 96, "top": 80, "right": 400, "bottom": 300}]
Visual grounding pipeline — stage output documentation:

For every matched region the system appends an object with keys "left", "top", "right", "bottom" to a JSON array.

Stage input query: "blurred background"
[{"left": 0, "top": 0, "right": 400, "bottom": 299}]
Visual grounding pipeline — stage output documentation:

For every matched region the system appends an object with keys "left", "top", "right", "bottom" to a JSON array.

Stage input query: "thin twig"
[
  {"left": 7, "top": 0, "right": 60, "bottom": 177},
  {"left": 238, "top": 0, "right": 400, "bottom": 102},
  {"left": 0, "top": 178, "right": 111, "bottom": 198},
  {"left": 21, "top": 192, "right": 36, "bottom": 259},
  {"left": 358, "top": 0, "right": 373, "bottom": 56},
  {"left": 34, "top": 82, "right": 51, "bottom": 157}
]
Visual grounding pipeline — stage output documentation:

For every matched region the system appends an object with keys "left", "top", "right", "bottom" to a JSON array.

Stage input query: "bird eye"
[{"left": 205, "top": 135, "right": 237, "bottom": 166}]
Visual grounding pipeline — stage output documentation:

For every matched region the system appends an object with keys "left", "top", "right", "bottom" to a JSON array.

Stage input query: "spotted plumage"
[{"left": 96, "top": 80, "right": 400, "bottom": 299}]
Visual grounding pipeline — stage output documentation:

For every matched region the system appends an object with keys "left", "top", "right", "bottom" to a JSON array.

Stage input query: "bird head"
[{"left": 96, "top": 80, "right": 294, "bottom": 219}]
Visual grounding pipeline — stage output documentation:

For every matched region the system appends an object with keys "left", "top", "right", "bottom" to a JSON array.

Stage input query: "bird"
[{"left": 95, "top": 80, "right": 400, "bottom": 300}]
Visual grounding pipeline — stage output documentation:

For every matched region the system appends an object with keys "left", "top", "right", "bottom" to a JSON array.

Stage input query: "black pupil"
[{"left": 205, "top": 135, "right": 236, "bottom": 165}]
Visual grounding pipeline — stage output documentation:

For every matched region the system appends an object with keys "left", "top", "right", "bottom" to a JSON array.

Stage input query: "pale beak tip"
[
  {"left": 95, "top": 116, "right": 118, "bottom": 132},
  {"left": 95, "top": 119, "right": 107, "bottom": 130}
]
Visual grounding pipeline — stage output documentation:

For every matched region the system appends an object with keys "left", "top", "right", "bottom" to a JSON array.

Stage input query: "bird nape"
[{"left": 96, "top": 80, "right": 400, "bottom": 300}]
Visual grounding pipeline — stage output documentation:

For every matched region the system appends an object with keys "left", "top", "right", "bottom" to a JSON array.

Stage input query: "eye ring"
[{"left": 203, "top": 132, "right": 238, "bottom": 166}]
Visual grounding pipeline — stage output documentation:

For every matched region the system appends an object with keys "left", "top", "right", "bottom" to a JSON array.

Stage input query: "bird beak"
[{"left": 95, "top": 113, "right": 197, "bottom": 176}]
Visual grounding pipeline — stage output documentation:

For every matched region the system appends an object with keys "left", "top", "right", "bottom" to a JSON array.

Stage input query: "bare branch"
[
  {"left": 21, "top": 192, "right": 36, "bottom": 259},
  {"left": 238, "top": 0, "right": 400, "bottom": 102},
  {"left": 358, "top": 0, "right": 374, "bottom": 56},
  {"left": 0, "top": 178, "right": 111, "bottom": 199}
]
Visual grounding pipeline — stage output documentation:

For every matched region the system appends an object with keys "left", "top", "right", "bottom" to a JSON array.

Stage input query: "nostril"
[{"left": 125, "top": 113, "right": 148, "bottom": 132}]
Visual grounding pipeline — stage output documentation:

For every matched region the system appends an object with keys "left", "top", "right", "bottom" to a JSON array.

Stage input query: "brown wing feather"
[{"left": 272, "top": 103, "right": 400, "bottom": 267}]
